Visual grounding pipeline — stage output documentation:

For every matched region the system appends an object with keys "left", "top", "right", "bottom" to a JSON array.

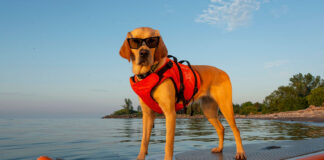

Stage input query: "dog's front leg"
[
  {"left": 162, "top": 108, "right": 176, "bottom": 160},
  {"left": 137, "top": 98, "right": 155, "bottom": 160},
  {"left": 153, "top": 79, "right": 176, "bottom": 160}
]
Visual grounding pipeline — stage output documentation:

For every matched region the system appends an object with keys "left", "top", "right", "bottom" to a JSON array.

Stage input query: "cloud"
[
  {"left": 271, "top": 5, "right": 288, "bottom": 18},
  {"left": 164, "top": 4, "right": 175, "bottom": 14},
  {"left": 264, "top": 60, "right": 289, "bottom": 69},
  {"left": 196, "top": 0, "right": 263, "bottom": 31}
]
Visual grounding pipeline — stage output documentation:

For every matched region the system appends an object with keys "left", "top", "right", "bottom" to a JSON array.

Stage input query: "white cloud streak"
[
  {"left": 264, "top": 60, "right": 289, "bottom": 69},
  {"left": 196, "top": 0, "right": 262, "bottom": 31},
  {"left": 271, "top": 5, "right": 288, "bottom": 18}
]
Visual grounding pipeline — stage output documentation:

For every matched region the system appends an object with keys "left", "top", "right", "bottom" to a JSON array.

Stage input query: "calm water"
[{"left": 0, "top": 118, "right": 324, "bottom": 160}]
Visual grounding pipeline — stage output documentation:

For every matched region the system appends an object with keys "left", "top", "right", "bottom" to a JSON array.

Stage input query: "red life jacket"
[{"left": 130, "top": 56, "right": 201, "bottom": 114}]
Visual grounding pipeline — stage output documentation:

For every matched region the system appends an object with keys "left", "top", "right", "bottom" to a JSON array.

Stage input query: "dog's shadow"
[
  {"left": 146, "top": 151, "right": 225, "bottom": 160},
  {"left": 174, "top": 150, "right": 228, "bottom": 160},
  {"left": 212, "top": 152, "right": 224, "bottom": 160}
]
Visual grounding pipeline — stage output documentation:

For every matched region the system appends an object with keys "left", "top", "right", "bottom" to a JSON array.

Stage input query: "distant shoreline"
[
  {"left": 103, "top": 105, "right": 324, "bottom": 123},
  {"left": 236, "top": 105, "right": 324, "bottom": 123}
]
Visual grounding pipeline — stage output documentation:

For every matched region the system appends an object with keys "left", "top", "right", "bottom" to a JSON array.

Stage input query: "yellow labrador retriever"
[{"left": 119, "top": 27, "right": 246, "bottom": 160}]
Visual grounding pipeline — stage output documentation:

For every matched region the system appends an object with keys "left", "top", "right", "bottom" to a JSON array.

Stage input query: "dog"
[{"left": 119, "top": 27, "right": 246, "bottom": 160}]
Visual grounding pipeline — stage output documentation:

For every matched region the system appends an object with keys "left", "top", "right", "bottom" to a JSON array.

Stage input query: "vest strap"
[
  {"left": 168, "top": 55, "right": 185, "bottom": 105},
  {"left": 179, "top": 60, "right": 199, "bottom": 101},
  {"left": 156, "top": 61, "right": 173, "bottom": 78}
]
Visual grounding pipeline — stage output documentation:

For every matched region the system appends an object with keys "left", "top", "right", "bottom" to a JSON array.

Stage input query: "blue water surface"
[{"left": 0, "top": 118, "right": 323, "bottom": 160}]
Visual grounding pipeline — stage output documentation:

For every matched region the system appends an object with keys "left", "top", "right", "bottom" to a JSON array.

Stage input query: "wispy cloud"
[
  {"left": 196, "top": 0, "right": 264, "bottom": 31},
  {"left": 264, "top": 60, "right": 289, "bottom": 69},
  {"left": 164, "top": 4, "right": 175, "bottom": 14},
  {"left": 271, "top": 5, "right": 288, "bottom": 18}
]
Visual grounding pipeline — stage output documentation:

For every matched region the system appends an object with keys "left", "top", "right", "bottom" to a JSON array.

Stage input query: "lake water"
[{"left": 0, "top": 118, "right": 324, "bottom": 160}]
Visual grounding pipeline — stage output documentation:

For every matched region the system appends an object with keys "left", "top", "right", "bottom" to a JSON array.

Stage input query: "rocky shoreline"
[
  {"left": 236, "top": 105, "right": 324, "bottom": 122},
  {"left": 103, "top": 105, "right": 324, "bottom": 123}
]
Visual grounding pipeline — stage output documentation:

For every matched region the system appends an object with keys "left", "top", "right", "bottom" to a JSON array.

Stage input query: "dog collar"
[{"left": 136, "top": 62, "right": 159, "bottom": 80}]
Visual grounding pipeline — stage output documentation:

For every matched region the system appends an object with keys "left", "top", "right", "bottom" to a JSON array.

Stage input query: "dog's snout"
[
  {"left": 140, "top": 49, "right": 150, "bottom": 57},
  {"left": 138, "top": 49, "right": 150, "bottom": 65}
]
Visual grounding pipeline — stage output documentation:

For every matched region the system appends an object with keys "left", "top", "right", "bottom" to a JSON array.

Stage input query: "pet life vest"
[{"left": 130, "top": 55, "right": 201, "bottom": 114}]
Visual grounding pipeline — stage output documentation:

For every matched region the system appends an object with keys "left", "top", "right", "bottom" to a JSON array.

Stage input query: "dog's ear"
[
  {"left": 154, "top": 30, "right": 168, "bottom": 62},
  {"left": 119, "top": 32, "right": 131, "bottom": 62}
]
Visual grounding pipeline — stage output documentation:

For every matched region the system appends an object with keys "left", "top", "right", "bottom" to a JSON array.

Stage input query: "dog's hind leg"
[
  {"left": 209, "top": 83, "right": 246, "bottom": 160},
  {"left": 200, "top": 96, "right": 224, "bottom": 153}
]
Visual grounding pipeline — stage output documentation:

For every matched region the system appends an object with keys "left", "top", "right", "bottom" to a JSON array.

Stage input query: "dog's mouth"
[
  {"left": 138, "top": 59, "right": 150, "bottom": 66},
  {"left": 133, "top": 64, "right": 151, "bottom": 76}
]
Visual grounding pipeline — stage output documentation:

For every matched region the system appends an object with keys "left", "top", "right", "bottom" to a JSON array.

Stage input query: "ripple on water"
[{"left": 0, "top": 118, "right": 323, "bottom": 160}]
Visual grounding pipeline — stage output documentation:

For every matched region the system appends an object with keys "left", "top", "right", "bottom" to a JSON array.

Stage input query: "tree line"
[
  {"left": 235, "top": 73, "right": 324, "bottom": 115},
  {"left": 111, "top": 73, "right": 324, "bottom": 116}
]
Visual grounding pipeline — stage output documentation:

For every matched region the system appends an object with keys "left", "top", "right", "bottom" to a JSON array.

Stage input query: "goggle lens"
[{"left": 128, "top": 37, "right": 160, "bottom": 49}]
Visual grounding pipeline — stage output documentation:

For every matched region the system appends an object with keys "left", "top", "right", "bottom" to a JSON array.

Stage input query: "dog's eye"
[
  {"left": 133, "top": 39, "right": 140, "bottom": 44},
  {"left": 147, "top": 39, "right": 155, "bottom": 43}
]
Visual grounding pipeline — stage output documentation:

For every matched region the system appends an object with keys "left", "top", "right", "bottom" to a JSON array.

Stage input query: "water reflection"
[
  {"left": 115, "top": 119, "right": 324, "bottom": 145},
  {"left": 269, "top": 121, "right": 324, "bottom": 140},
  {"left": 238, "top": 120, "right": 324, "bottom": 141},
  {"left": 107, "top": 119, "right": 324, "bottom": 159},
  {"left": 1, "top": 118, "right": 323, "bottom": 160},
  {"left": 185, "top": 119, "right": 213, "bottom": 137},
  {"left": 122, "top": 119, "right": 134, "bottom": 138}
]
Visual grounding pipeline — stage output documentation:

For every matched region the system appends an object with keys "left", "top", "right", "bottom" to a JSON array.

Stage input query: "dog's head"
[{"left": 119, "top": 27, "right": 168, "bottom": 75}]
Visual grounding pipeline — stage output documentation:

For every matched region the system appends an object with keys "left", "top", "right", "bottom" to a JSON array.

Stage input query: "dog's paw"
[
  {"left": 211, "top": 147, "right": 223, "bottom": 153},
  {"left": 136, "top": 157, "right": 145, "bottom": 160},
  {"left": 235, "top": 152, "right": 246, "bottom": 160},
  {"left": 136, "top": 154, "right": 145, "bottom": 160}
]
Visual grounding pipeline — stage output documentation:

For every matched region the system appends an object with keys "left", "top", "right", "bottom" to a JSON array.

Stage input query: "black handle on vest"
[
  {"left": 179, "top": 60, "right": 199, "bottom": 104},
  {"left": 168, "top": 55, "right": 185, "bottom": 104}
]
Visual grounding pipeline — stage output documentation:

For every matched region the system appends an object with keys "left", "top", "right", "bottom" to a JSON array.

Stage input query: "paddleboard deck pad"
[{"left": 147, "top": 137, "right": 324, "bottom": 160}]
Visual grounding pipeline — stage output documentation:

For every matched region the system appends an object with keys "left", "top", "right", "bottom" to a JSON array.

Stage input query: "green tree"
[
  {"left": 307, "top": 87, "right": 324, "bottom": 106},
  {"left": 186, "top": 102, "right": 202, "bottom": 115},
  {"left": 137, "top": 105, "right": 142, "bottom": 112},
  {"left": 111, "top": 98, "right": 138, "bottom": 115},
  {"left": 239, "top": 101, "right": 260, "bottom": 115},
  {"left": 320, "top": 79, "right": 324, "bottom": 87},
  {"left": 239, "top": 105, "right": 258, "bottom": 115},
  {"left": 254, "top": 102, "right": 264, "bottom": 112},
  {"left": 262, "top": 73, "right": 323, "bottom": 113},
  {"left": 289, "top": 73, "right": 322, "bottom": 97},
  {"left": 233, "top": 104, "right": 240, "bottom": 114},
  {"left": 241, "top": 101, "right": 253, "bottom": 108},
  {"left": 122, "top": 98, "right": 133, "bottom": 114},
  {"left": 263, "top": 86, "right": 308, "bottom": 113},
  {"left": 112, "top": 109, "right": 130, "bottom": 115}
]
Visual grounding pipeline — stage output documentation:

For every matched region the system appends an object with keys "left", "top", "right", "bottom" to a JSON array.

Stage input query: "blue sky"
[{"left": 0, "top": 0, "right": 323, "bottom": 118}]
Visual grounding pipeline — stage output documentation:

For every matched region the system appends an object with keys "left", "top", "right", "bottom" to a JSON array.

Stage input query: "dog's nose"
[{"left": 140, "top": 49, "right": 149, "bottom": 57}]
